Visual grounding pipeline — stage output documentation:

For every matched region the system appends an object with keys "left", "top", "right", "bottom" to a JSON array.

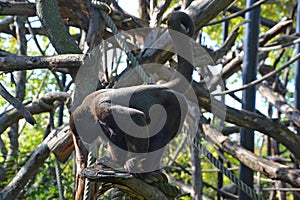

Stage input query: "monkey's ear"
[{"left": 168, "top": 11, "right": 194, "bottom": 37}]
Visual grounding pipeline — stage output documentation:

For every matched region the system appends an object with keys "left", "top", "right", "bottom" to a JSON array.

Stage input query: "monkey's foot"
[{"left": 96, "top": 156, "right": 124, "bottom": 171}]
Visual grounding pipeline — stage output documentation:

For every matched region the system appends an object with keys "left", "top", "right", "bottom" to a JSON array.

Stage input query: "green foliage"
[
  {"left": 24, "top": 155, "right": 74, "bottom": 199},
  {"left": 0, "top": 35, "right": 17, "bottom": 53}
]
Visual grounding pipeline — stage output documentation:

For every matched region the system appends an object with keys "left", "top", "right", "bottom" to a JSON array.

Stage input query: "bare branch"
[
  {"left": 0, "top": 54, "right": 83, "bottom": 72},
  {"left": 47, "top": 125, "right": 73, "bottom": 162},
  {"left": 212, "top": 20, "right": 249, "bottom": 62},
  {"left": 149, "top": 0, "right": 172, "bottom": 27},
  {"left": 26, "top": 19, "right": 45, "bottom": 55},
  {"left": 214, "top": 52, "right": 300, "bottom": 96},
  {"left": 259, "top": 18, "right": 293, "bottom": 46},
  {"left": 258, "top": 83, "right": 300, "bottom": 127},
  {"left": 259, "top": 36, "right": 300, "bottom": 51},
  {"left": 82, "top": 163, "right": 169, "bottom": 200},
  {"left": 36, "top": 0, "right": 82, "bottom": 78},
  {"left": 138, "top": 0, "right": 148, "bottom": 20},
  {"left": 185, "top": 0, "right": 235, "bottom": 32},
  {"left": 219, "top": 18, "right": 291, "bottom": 80},
  {"left": 138, "top": 0, "right": 235, "bottom": 64},
  {"left": 207, "top": 0, "right": 267, "bottom": 26},
  {"left": 221, "top": 51, "right": 269, "bottom": 80},
  {"left": 192, "top": 82, "right": 300, "bottom": 160},
  {"left": 202, "top": 124, "right": 300, "bottom": 187}
]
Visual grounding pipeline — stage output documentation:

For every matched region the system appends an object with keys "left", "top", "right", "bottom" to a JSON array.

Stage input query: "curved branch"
[{"left": 82, "top": 165, "right": 169, "bottom": 200}]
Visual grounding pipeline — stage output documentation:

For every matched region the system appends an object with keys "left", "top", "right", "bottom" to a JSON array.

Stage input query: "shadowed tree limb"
[
  {"left": 0, "top": 1, "right": 36, "bottom": 16},
  {"left": 0, "top": 82, "right": 35, "bottom": 125}
]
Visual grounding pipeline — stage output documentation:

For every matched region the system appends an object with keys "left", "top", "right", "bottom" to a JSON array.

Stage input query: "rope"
[
  {"left": 83, "top": 143, "right": 97, "bottom": 200},
  {"left": 92, "top": 1, "right": 263, "bottom": 199},
  {"left": 91, "top": 0, "right": 154, "bottom": 84},
  {"left": 55, "top": 158, "right": 65, "bottom": 200}
]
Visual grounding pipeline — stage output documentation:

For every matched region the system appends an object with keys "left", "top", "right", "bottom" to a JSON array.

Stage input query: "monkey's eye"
[{"left": 180, "top": 23, "right": 189, "bottom": 34}]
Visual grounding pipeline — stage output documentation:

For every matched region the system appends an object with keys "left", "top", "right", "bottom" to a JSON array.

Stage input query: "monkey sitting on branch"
[{"left": 69, "top": 11, "right": 196, "bottom": 199}]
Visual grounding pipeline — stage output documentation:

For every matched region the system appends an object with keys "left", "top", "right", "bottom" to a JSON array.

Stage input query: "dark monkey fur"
[{"left": 70, "top": 11, "right": 195, "bottom": 175}]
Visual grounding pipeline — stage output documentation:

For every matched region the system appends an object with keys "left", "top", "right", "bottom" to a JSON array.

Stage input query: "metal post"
[
  {"left": 239, "top": 0, "right": 260, "bottom": 199},
  {"left": 294, "top": 1, "right": 300, "bottom": 200}
]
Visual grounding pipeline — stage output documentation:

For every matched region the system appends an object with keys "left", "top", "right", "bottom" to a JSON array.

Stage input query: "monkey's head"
[{"left": 167, "top": 11, "right": 194, "bottom": 38}]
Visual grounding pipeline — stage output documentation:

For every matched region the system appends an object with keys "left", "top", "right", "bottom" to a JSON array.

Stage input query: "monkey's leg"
[
  {"left": 71, "top": 105, "right": 110, "bottom": 199},
  {"left": 97, "top": 103, "right": 150, "bottom": 173}
]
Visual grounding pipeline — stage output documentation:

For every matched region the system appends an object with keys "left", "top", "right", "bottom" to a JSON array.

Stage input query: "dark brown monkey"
[{"left": 70, "top": 11, "right": 195, "bottom": 196}]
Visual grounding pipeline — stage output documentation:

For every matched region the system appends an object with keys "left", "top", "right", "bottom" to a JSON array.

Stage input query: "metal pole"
[
  {"left": 294, "top": 1, "right": 300, "bottom": 200},
  {"left": 239, "top": 0, "right": 260, "bottom": 199}
]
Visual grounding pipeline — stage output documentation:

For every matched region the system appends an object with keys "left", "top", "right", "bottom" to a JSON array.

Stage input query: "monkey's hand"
[{"left": 124, "top": 155, "right": 146, "bottom": 175}]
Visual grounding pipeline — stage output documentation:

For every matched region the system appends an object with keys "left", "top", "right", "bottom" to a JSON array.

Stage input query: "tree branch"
[
  {"left": 135, "top": 0, "right": 235, "bottom": 65},
  {"left": 212, "top": 20, "right": 248, "bottom": 62},
  {"left": 207, "top": 0, "right": 267, "bottom": 26},
  {"left": 202, "top": 124, "right": 300, "bottom": 187},
  {"left": 0, "top": 54, "right": 83, "bottom": 72},
  {"left": 192, "top": 82, "right": 300, "bottom": 160},
  {"left": 36, "top": 0, "right": 82, "bottom": 77},
  {"left": 258, "top": 83, "right": 300, "bottom": 127},
  {"left": 0, "top": 2, "right": 36, "bottom": 16},
  {"left": 0, "top": 92, "right": 70, "bottom": 134},
  {"left": 215, "top": 52, "right": 300, "bottom": 96},
  {"left": 0, "top": 82, "right": 36, "bottom": 125},
  {"left": 185, "top": 0, "right": 234, "bottom": 32},
  {"left": 149, "top": 0, "right": 172, "bottom": 27},
  {"left": 82, "top": 163, "right": 169, "bottom": 200}
]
